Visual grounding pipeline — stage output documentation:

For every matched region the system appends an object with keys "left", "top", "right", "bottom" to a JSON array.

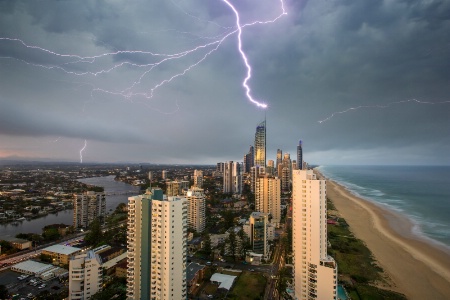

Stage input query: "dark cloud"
[{"left": 0, "top": 0, "right": 449, "bottom": 164}]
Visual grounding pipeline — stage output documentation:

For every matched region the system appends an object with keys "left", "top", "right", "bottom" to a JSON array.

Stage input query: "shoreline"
[{"left": 316, "top": 169, "right": 450, "bottom": 299}]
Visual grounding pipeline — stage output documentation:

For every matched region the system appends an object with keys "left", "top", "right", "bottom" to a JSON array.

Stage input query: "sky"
[{"left": 0, "top": 0, "right": 449, "bottom": 165}]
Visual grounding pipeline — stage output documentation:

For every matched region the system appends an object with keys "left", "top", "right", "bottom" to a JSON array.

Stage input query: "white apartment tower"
[
  {"left": 68, "top": 250, "right": 103, "bottom": 300},
  {"left": 73, "top": 191, "right": 106, "bottom": 228},
  {"left": 193, "top": 169, "right": 203, "bottom": 188},
  {"left": 292, "top": 170, "right": 337, "bottom": 300},
  {"left": 127, "top": 188, "right": 187, "bottom": 300},
  {"left": 255, "top": 175, "right": 281, "bottom": 227},
  {"left": 186, "top": 187, "right": 206, "bottom": 233}
]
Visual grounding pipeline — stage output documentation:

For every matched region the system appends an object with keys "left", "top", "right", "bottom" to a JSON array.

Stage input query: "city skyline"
[{"left": 1, "top": 1, "right": 449, "bottom": 165}]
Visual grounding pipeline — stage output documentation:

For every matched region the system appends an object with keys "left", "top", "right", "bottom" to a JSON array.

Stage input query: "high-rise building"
[
  {"left": 216, "top": 162, "right": 225, "bottom": 174},
  {"left": 223, "top": 161, "right": 242, "bottom": 194},
  {"left": 162, "top": 170, "right": 168, "bottom": 180},
  {"left": 69, "top": 250, "right": 103, "bottom": 300},
  {"left": 254, "top": 120, "right": 266, "bottom": 168},
  {"left": 193, "top": 170, "right": 203, "bottom": 188},
  {"left": 297, "top": 140, "right": 303, "bottom": 170},
  {"left": 266, "top": 160, "right": 275, "bottom": 176},
  {"left": 281, "top": 153, "right": 292, "bottom": 192},
  {"left": 166, "top": 181, "right": 180, "bottom": 197},
  {"left": 248, "top": 212, "right": 269, "bottom": 259},
  {"left": 148, "top": 171, "right": 153, "bottom": 187},
  {"left": 244, "top": 146, "right": 254, "bottom": 174},
  {"left": 127, "top": 188, "right": 187, "bottom": 300},
  {"left": 186, "top": 187, "right": 206, "bottom": 233},
  {"left": 276, "top": 149, "right": 282, "bottom": 170},
  {"left": 255, "top": 175, "right": 281, "bottom": 227},
  {"left": 73, "top": 191, "right": 106, "bottom": 228},
  {"left": 250, "top": 165, "right": 265, "bottom": 193},
  {"left": 292, "top": 170, "right": 337, "bottom": 300}
]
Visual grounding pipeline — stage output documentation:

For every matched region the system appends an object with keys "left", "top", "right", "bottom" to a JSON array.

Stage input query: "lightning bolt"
[
  {"left": 318, "top": 98, "right": 450, "bottom": 124},
  {"left": 0, "top": 1, "right": 287, "bottom": 108},
  {"left": 0, "top": 1, "right": 288, "bottom": 161},
  {"left": 79, "top": 140, "right": 87, "bottom": 163}
]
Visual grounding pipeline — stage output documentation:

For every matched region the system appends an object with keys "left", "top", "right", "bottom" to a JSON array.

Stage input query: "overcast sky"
[{"left": 0, "top": 0, "right": 449, "bottom": 165}]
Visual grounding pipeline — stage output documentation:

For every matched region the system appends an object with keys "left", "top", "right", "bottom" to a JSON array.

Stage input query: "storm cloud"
[{"left": 0, "top": 0, "right": 449, "bottom": 165}]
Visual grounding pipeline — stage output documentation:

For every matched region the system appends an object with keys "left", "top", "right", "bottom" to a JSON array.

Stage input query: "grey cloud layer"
[{"left": 0, "top": 0, "right": 449, "bottom": 164}]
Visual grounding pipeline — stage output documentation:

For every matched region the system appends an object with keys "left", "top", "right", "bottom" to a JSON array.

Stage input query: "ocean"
[{"left": 317, "top": 165, "right": 450, "bottom": 250}]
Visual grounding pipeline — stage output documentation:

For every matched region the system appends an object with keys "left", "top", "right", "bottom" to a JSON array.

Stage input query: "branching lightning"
[
  {"left": 0, "top": 1, "right": 288, "bottom": 161},
  {"left": 0, "top": 1, "right": 287, "bottom": 108},
  {"left": 79, "top": 140, "right": 87, "bottom": 163},
  {"left": 318, "top": 98, "right": 450, "bottom": 124}
]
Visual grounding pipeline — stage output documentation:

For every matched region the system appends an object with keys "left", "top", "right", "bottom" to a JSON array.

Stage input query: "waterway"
[{"left": 0, "top": 176, "right": 139, "bottom": 237}]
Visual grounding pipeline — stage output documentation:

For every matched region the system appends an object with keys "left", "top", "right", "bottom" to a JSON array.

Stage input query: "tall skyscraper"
[
  {"left": 127, "top": 188, "right": 187, "bottom": 300},
  {"left": 255, "top": 175, "right": 281, "bottom": 227},
  {"left": 73, "top": 191, "right": 106, "bottom": 228},
  {"left": 292, "top": 170, "right": 337, "bottom": 300},
  {"left": 266, "top": 159, "right": 275, "bottom": 176},
  {"left": 254, "top": 120, "right": 266, "bottom": 168},
  {"left": 297, "top": 140, "right": 303, "bottom": 170},
  {"left": 162, "top": 170, "right": 168, "bottom": 180},
  {"left": 186, "top": 187, "right": 206, "bottom": 233},
  {"left": 193, "top": 170, "right": 203, "bottom": 188}
]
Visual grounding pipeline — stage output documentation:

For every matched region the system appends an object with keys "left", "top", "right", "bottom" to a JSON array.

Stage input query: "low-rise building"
[{"left": 42, "top": 244, "right": 82, "bottom": 266}]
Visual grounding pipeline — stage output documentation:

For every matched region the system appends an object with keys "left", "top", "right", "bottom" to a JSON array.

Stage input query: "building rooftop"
[
  {"left": 42, "top": 244, "right": 81, "bottom": 255},
  {"left": 11, "top": 260, "right": 54, "bottom": 275},
  {"left": 186, "top": 262, "right": 205, "bottom": 282},
  {"left": 210, "top": 273, "right": 237, "bottom": 290}
]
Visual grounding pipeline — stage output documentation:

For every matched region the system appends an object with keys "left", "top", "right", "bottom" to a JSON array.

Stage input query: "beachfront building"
[
  {"left": 73, "top": 191, "right": 106, "bottom": 228},
  {"left": 292, "top": 169, "right": 338, "bottom": 300},
  {"left": 255, "top": 175, "right": 281, "bottom": 227},
  {"left": 126, "top": 188, "right": 187, "bottom": 300},
  {"left": 68, "top": 250, "right": 103, "bottom": 300}
]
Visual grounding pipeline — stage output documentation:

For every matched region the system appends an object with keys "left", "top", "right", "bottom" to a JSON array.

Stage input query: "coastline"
[{"left": 316, "top": 169, "right": 450, "bottom": 299}]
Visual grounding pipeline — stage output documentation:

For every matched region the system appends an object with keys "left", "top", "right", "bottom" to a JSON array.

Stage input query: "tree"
[
  {"left": 42, "top": 228, "right": 60, "bottom": 241},
  {"left": 85, "top": 218, "right": 103, "bottom": 246},
  {"left": 0, "top": 284, "right": 9, "bottom": 299},
  {"left": 226, "top": 229, "right": 237, "bottom": 261},
  {"left": 237, "top": 229, "right": 251, "bottom": 259},
  {"left": 202, "top": 232, "right": 212, "bottom": 257}
]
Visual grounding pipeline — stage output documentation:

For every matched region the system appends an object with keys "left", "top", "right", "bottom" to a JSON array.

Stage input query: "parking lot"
[{"left": 0, "top": 269, "right": 68, "bottom": 299}]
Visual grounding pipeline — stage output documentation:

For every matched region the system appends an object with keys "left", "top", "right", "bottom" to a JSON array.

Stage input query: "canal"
[{"left": 0, "top": 176, "right": 139, "bottom": 237}]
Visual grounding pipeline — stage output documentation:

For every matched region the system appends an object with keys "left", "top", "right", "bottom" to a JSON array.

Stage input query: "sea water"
[{"left": 317, "top": 165, "right": 450, "bottom": 250}]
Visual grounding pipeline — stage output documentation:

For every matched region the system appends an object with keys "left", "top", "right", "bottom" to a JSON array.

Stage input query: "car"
[
  {"left": 206, "top": 261, "right": 212, "bottom": 266},
  {"left": 207, "top": 295, "right": 214, "bottom": 299},
  {"left": 187, "top": 259, "right": 192, "bottom": 263},
  {"left": 249, "top": 269, "right": 255, "bottom": 272},
  {"left": 38, "top": 284, "right": 46, "bottom": 289},
  {"left": 213, "top": 263, "right": 218, "bottom": 266}
]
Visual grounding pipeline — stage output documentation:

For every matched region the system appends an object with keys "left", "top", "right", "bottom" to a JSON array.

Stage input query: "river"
[{"left": 0, "top": 176, "right": 139, "bottom": 237}]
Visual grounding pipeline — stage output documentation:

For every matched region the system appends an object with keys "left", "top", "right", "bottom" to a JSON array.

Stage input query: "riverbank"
[{"left": 316, "top": 169, "right": 450, "bottom": 300}]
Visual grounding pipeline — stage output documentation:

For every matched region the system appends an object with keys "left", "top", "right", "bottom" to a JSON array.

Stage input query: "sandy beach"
[{"left": 317, "top": 170, "right": 450, "bottom": 300}]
